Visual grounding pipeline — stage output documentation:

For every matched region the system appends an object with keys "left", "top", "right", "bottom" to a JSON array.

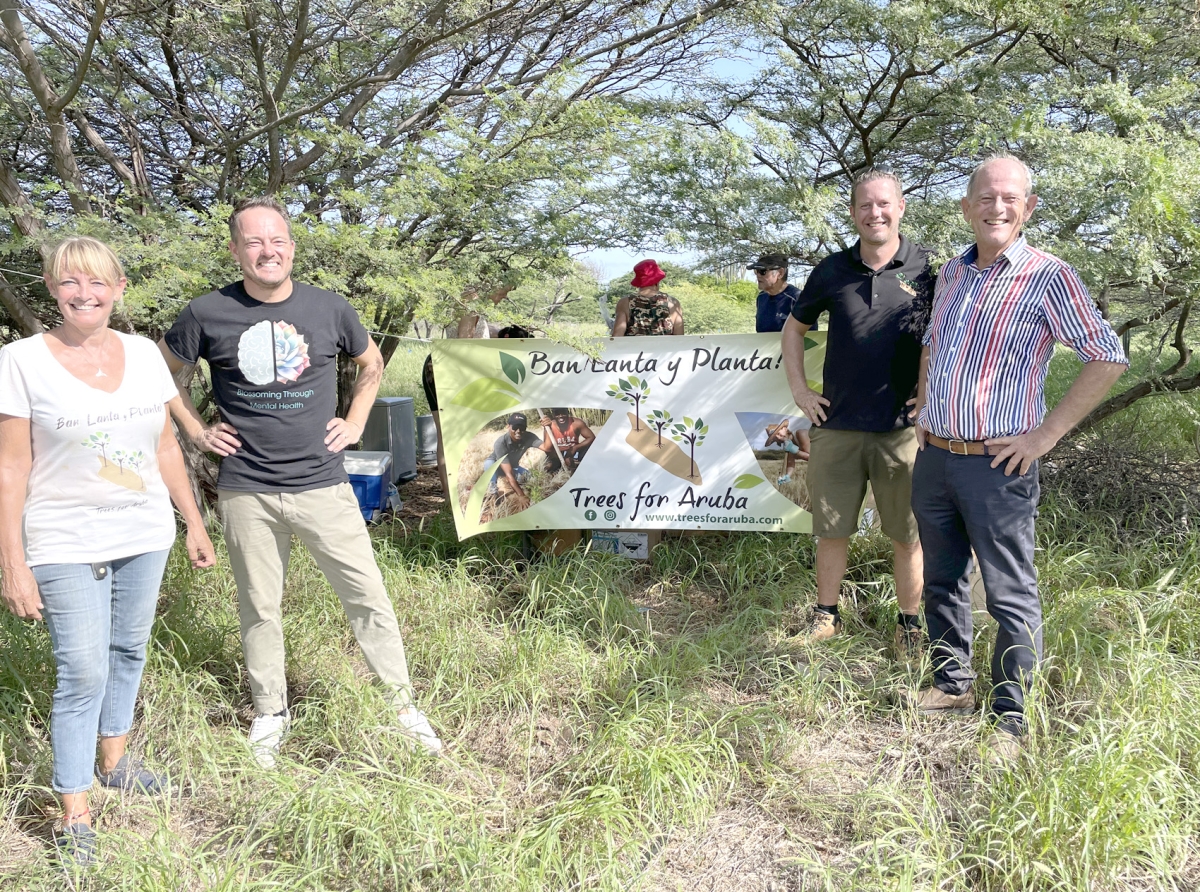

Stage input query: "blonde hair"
[
  {"left": 43, "top": 236, "right": 125, "bottom": 287},
  {"left": 850, "top": 168, "right": 904, "bottom": 205}
]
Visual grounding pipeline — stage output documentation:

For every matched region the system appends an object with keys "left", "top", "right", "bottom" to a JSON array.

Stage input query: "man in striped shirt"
[{"left": 911, "top": 153, "right": 1127, "bottom": 761}]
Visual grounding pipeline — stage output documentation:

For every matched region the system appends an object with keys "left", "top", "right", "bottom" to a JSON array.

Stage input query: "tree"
[
  {"left": 82, "top": 431, "right": 111, "bottom": 466},
  {"left": 0, "top": 0, "right": 736, "bottom": 344},
  {"left": 606, "top": 376, "right": 651, "bottom": 430},
  {"left": 618, "top": 0, "right": 1200, "bottom": 434},
  {"left": 669, "top": 416, "right": 708, "bottom": 479},
  {"left": 648, "top": 408, "right": 674, "bottom": 447}
]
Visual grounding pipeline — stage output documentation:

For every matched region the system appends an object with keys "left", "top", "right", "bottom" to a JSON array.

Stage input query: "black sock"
[
  {"left": 815, "top": 603, "right": 839, "bottom": 617},
  {"left": 898, "top": 612, "right": 921, "bottom": 630}
]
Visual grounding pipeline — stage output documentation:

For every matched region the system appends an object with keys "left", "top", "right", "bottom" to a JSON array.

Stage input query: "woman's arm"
[
  {"left": 670, "top": 300, "right": 684, "bottom": 335},
  {"left": 0, "top": 415, "right": 42, "bottom": 620},
  {"left": 612, "top": 298, "right": 630, "bottom": 336},
  {"left": 156, "top": 415, "right": 215, "bottom": 569}
]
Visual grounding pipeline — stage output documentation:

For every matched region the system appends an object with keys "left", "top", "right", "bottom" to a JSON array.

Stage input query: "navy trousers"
[{"left": 911, "top": 445, "right": 1042, "bottom": 734}]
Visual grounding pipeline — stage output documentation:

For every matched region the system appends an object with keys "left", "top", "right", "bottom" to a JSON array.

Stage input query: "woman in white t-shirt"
[{"left": 0, "top": 237, "right": 214, "bottom": 865}]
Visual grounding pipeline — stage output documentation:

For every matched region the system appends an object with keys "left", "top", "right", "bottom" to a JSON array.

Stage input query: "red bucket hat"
[{"left": 630, "top": 259, "right": 666, "bottom": 288}]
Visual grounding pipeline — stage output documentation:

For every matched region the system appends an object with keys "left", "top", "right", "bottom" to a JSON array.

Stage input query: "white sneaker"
[
  {"left": 396, "top": 707, "right": 443, "bottom": 756},
  {"left": 248, "top": 710, "right": 290, "bottom": 769}
]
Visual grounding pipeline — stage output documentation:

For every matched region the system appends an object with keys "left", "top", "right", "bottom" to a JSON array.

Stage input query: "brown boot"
[
  {"left": 985, "top": 727, "right": 1023, "bottom": 766},
  {"left": 793, "top": 608, "right": 843, "bottom": 644},
  {"left": 913, "top": 685, "right": 976, "bottom": 715},
  {"left": 892, "top": 623, "right": 926, "bottom": 668}
]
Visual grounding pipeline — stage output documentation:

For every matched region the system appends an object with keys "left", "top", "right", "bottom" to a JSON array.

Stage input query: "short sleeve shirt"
[
  {"left": 491, "top": 430, "right": 543, "bottom": 468},
  {"left": 164, "top": 281, "right": 369, "bottom": 492},
  {"left": 756, "top": 283, "right": 802, "bottom": 333},
  {"left": 0, "top": 333, "right": 178, "bottom": 565},
  {"left": 791, "top": 236, "right": 935, "bottom": 432}
]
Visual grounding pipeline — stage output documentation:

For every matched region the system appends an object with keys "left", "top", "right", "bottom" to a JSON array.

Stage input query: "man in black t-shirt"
[
  {"left": 160, "top": 196, "right": 441, "bottom": 766},
  {"left": 781, "top": 169, "right": 934, "bottom": 663}
]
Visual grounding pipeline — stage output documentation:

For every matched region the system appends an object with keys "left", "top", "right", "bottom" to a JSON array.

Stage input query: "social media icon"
[
  {"left": 584, "top": 509, "right": 597, "bottom": 521},
  {"left": 604, "top": 509, "right": 617, "bottom": 521}
]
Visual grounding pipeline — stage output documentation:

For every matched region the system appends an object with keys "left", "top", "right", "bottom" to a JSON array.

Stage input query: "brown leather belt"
[{"left": 925, "top": 434, "right": 1000, "bottom": 456}]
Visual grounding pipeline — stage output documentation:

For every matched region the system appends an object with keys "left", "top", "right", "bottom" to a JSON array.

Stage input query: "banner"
[{"left": 432, "top": 333, "right": 826, "bottom": 539}]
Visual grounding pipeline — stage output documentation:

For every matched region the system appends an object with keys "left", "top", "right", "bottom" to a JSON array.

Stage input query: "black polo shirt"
[{"left": 791, "top": 235, "right": 934, "bottom": 432}]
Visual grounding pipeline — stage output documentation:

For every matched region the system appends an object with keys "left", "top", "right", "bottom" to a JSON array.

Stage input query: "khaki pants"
[
  {"left": 807, "top": 427, "right": 919, "bottom": 542},
  {"left": 218, "top": 483, "right": 413, "bottom": 715}
]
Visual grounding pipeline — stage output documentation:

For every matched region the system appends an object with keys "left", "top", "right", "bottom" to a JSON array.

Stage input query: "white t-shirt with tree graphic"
[{"left": 0, "top": 332, "right": 179, "bottom": 566}]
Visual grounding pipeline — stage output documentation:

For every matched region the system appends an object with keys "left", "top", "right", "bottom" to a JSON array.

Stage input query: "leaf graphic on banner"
[
  {"left": 734, "top": 474, "right": 765, "bottom": 489},
  {"left": 499, "top": 352, "right": 526, "bottom": 386},
  {"left": 449, "top": 377, "right": 521, "bottom": 412},
  {"left": 804, "top": 337, "right": 818, "bottom": 350}
]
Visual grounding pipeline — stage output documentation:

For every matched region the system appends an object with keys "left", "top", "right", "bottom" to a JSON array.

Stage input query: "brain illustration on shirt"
[{"left": 237, "top": 320, "right": 312, "bottom": 385}]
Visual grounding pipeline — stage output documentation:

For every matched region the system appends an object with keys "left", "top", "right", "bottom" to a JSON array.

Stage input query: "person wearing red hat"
[{"left": 612, "top": 259, "right": 684, "bottom": 336}]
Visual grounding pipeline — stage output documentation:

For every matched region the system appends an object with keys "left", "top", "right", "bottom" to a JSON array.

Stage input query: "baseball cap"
[
  {"left": 747, "top": 252, "right": 789, "bottom": 271},
  {"left": 508, "top": 412, "right": 528, "bottom": 430}
]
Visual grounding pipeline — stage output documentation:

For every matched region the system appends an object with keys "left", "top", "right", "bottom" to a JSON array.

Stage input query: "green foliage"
[{"left": 670, "top": 283, "right": 756, "bottom": 334}]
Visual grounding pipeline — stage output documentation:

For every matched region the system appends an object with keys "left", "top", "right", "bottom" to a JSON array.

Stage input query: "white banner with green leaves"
[{"left": 432, "top": 333, "right": 827, "bottom": 539}]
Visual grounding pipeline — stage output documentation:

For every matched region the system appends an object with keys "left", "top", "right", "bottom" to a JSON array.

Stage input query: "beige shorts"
[{"left": 806, "top": 427, "right": 919, "bottom": 542}]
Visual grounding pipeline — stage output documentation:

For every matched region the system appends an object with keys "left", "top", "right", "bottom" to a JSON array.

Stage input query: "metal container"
[
  {"left": 362, "top": 396, "right": 417, "bottom": 483},
  {"left": 415, "top": 414, "right": 438, "bottom": 465}
]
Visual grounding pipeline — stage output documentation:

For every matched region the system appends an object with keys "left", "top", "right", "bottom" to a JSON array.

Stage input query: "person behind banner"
[
  {"left": 0, "top": 237, "right": 215, "bottom": 866},
  {"left": 423, "top": 325, "right": 536, "bottom": 497},
  {"left": 612, "top": 259, "right": 684, "bottom": 336},
  {"left": 159, "top": 196, "right": 442, "bottom": 768},
  {"left": 781, "top": 167, "right": 935, "bottom": 664},
  {"left": 911, "top": 153, "right": 1127, "bottom": 762},
  {"left": 482, "top": 413, "right": 544, "bottom": 510},
  {"left": 749, "top": 252, "right": 817, "bottom": 335},
  {"left": 538, "top": 408, "right": 595, "bottom": 474}
]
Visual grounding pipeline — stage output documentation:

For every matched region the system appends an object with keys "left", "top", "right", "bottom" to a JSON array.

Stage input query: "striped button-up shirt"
[{"left": 920, "top": 237, "right": 1126, "bottom": 441}]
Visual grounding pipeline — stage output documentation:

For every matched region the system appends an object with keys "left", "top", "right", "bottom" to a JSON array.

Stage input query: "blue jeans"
[
  {"left": 483, "top": 458, "right": 529, "bottom": 493},
  {"left": 32, "top": 550, "right": 171, "bottom": 793}
]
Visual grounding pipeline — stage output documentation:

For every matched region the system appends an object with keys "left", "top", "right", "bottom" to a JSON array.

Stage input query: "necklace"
[{"left": 62, "top": 332, "right": 109, "bottom": 377}]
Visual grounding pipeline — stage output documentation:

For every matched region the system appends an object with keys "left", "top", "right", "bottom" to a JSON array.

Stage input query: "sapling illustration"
[
  {"left": 125, "top": 450, "right": 146, "bottom": 473},
  {"left": 648, "top": 409, "right": 674, "bottom": 448},
  {"left": 606, "top": 376, "right": 651, "bottom": 430},
  {"left": 111, "top": 449, "right": 128, "bottom": 472},
  {"left": 670, "top": 416, "right": 709, "bottom": 479},
  {"left": 82, "top": 431, "right": 112, "bottom": 466}
]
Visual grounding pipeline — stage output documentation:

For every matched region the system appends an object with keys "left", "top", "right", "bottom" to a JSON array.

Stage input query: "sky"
[{"left": 575, "top": 49, "right": 771, "bottom": 284}]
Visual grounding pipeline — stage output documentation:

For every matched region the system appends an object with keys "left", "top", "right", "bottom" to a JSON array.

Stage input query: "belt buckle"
[{"left": 949, "top": 439, "right": 969, "bottom": 455}]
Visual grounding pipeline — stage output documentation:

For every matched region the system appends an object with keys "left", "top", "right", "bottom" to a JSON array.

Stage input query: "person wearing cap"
[
  {"left": 612, "top": 259, "right": 684, "bottom": 337},
  {"left": 482, "top": 413, "right": 545, "bottom": 510},
  {"left": 781, "top": 168, "right": 934, "bottom": 663},
  {"left": 749, "top": 253, "right": 805, "bottom": 334}
]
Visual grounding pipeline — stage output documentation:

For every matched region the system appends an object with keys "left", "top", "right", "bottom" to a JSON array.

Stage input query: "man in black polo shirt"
[{"left": 781, "top": 169, "right": 934, "bottom": 662}]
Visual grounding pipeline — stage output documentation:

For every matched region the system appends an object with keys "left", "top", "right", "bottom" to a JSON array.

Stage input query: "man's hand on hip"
[
  {"left": 791, "top": 385, "right": 830, "bottom": 426},
  {"left": 325, "top": 418, "right": 363, "bottom": 453},
  {"left": 985, "top": 427, "right": 1057, "bottom": 476},
  {"left": 195, "top": 422, "right": 241, "bottom": 456}
]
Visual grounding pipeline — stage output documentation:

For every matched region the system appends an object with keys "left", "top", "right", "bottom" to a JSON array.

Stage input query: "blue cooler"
[{"left": 344, "top": 451, "right": 394, "bottom": 522}]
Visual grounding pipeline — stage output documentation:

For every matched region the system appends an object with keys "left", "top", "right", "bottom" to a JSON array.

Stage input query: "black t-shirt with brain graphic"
[{"left": 165, "top": 280, "right": 369, "bottom": 492}]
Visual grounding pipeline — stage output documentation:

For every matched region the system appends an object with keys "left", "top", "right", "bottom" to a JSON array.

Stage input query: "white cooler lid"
[{"left": 343, "top": 451, "right": 393, "bottom": 476}]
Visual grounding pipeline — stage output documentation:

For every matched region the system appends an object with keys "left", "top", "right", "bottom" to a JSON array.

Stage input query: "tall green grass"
[{"left": 2, "top": 352, "right": 1199, "bottom": 890}]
